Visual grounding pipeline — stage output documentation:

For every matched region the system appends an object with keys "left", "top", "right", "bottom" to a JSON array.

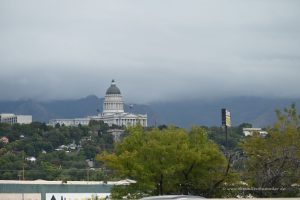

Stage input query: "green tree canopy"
[
  {"left": 240, "top": 103, "right": 300, "bottom": 197},
  {"left": 97, "top": 126, "right": 235, "bottom": 198}
]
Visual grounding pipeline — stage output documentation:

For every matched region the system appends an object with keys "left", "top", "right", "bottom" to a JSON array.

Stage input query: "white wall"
[{"left": 17, "top": 115, "right": 32, "bottom": 124}]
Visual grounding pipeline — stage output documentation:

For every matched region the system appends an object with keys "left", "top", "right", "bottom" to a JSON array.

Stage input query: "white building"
[
  {"left": 49, "top": 80, "right": 147, "bottom": 127},
  {"left": 16, "top": 115, "right": 33, "bottom": 124},
  {"left": 25, "top": 156, "right": 37, "bottom": 162},
  {"left": 49, "top": 118, "right": 90, "bottom": 127},
  {"left": 0, "top": 113, "right": 32, "bottom": 125},
  {"left": 243, "top": 128, "right": 268, "bottom": 137}
]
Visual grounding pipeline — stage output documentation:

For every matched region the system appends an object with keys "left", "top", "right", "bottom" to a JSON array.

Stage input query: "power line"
[{"left": 0, "top": 168, "right": 107, "bottom": 172}]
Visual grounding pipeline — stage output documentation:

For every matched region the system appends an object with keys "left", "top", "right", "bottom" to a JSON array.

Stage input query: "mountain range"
[{"left": 0, "top": 95, "right": 299, "bottom": 128}]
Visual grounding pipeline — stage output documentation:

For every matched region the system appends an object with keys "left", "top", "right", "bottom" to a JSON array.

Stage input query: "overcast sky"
[{"left": 0, "top": 0, "right": 300, "bottom": 103}]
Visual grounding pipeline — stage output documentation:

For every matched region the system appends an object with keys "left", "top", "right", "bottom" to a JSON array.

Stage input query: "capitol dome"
[
  {"left": 103, "top": 79, "right": 124, "bottom": 115},
  {"left": 106, "top": 79, "right": 121, "bottom": 95}
]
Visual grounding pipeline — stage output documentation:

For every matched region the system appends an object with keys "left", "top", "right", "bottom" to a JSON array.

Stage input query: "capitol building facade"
[{"left": 49, "top": 80, "right": 147, "bottom": 127}]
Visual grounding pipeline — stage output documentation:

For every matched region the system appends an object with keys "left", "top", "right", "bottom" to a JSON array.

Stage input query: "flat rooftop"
[{"left": 0, "top": 179, "right": 135, "bottom": 185}]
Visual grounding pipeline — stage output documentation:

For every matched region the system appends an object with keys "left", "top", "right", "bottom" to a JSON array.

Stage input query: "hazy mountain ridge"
[
  {"left": 0, "top": 96, "right": 299, "bottom": 128},
  {"left": 151, "top": 97, "right": 300, "bottom": 128}
]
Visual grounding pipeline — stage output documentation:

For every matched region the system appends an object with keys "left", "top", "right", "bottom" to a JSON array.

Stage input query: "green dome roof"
[{"left": 106, "top": 79, "right": 121, "bottom": 95}]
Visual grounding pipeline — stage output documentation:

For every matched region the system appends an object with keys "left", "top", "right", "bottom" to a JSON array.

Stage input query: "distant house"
[
  {"left": 86, "top": 159, "right": 94, "bottom": 168},
  {"left": 55, "top": 143, "right": 78, "bottom": 152},
  {"left": 55, "top": 145, "right": 67, "bottom": 151},
  {"left": 0, "top": 136, "right": 9, "bottom": 144},
  {"left": 68, "top": 143, "right": 77, "bottom": 150},
  {"left": 25, "top": 157, "right": 36, "bottom": 162}
]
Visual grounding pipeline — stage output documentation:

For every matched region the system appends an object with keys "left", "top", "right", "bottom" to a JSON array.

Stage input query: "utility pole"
[
  {"left": 225, "top": 124, "right": 228, "bottom": 150},
  {"left": 222, "top": 108, "right": 231, "bottom": 156},
  {"left": 22, "top": 154, "right": 25, "bottom": 180},
  {"left": 87, "top": 168, "right": 89, "bottom": 182}
]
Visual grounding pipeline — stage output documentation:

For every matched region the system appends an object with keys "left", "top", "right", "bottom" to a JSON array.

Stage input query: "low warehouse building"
[{"left": 0, "top": 180, "right": 132, "bottom": 200}]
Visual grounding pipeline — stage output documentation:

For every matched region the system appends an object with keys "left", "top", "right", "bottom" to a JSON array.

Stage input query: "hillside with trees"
[{"left": 0, "top": 120, "right": 114, "bottom": 181}]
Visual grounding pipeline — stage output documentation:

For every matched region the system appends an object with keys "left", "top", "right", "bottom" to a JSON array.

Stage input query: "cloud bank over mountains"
[{"left": 0, "top": 1, "right": 300, "bottom": 103}]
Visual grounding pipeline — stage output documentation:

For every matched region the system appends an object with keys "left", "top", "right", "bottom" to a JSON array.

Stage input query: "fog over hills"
[
  {"left": 0, "top": 96, "right": 299, "bottom": 128},
  {"left": 1, "top": 1, "right": 300, "bottom": 104}
]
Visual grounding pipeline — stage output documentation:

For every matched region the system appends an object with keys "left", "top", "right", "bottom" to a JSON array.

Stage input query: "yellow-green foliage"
[{"left": 240, "top": 104, "right": 300, "bottom": 197}]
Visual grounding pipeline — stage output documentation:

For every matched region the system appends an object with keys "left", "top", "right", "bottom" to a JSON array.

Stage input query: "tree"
[
  {"left": 240, "top": 104, "right": 300, "bottom": 197},
  {"left": 206, "top": 123, "right": 249, "bottom": 151},
  {"left": 84, "top": 144, "right": 100, "bottom": 159},
  {"left": 97, "top": 126, "right": 235, "bottom": 198}
]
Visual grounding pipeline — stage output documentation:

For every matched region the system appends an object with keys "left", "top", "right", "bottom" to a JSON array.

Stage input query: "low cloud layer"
[{"left": 0, "top": 0, "right": 300, "bottom": 103}]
